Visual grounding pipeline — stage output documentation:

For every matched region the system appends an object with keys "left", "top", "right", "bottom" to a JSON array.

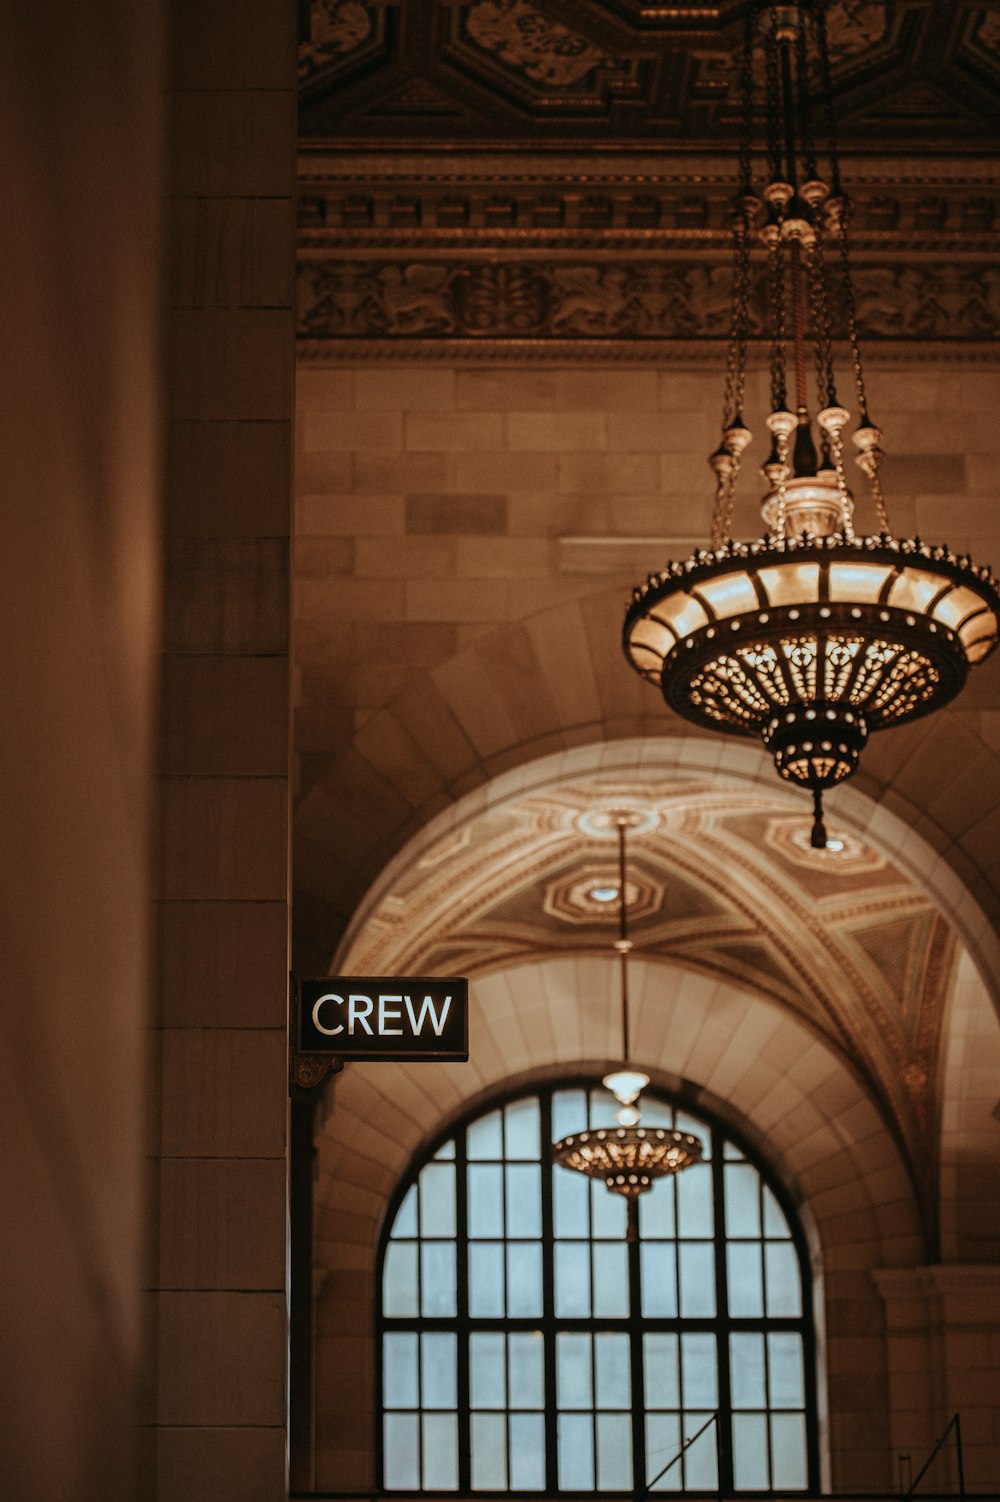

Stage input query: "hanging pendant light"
[
  {"left": 552, "top": 815, "right": 703, "bottom": 1238},
  {"left": 622, "top": 1, "right": 1000, "bottom": 848}
]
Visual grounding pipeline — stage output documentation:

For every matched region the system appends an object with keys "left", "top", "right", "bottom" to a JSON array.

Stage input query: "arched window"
[{"left": 379, "top": 1083, "right": 818, "bottom": 1494}]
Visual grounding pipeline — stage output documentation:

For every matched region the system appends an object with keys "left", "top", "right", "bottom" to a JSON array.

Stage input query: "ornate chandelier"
[
  {"left": 623, "top": 1, "right": 1000, "bottom": 848},
  {"left": 552, "top": 815, "right": 703, "bottom": 1237}
]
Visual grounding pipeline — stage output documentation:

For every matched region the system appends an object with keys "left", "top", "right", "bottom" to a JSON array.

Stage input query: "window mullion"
[
  {"left": 712, "top": 1123, "right": 734, "bottom": 1495},
  {"left": 456, "top": 1127, "right": 471, "bottom": 1494},
  {"left": 540, "top": 1088, "right": 559, "bottom": 1495}
]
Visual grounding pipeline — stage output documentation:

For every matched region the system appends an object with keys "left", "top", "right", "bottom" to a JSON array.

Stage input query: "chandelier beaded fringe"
[{"left": 623, "top": 0, "right": 1000, "bottom": 849}]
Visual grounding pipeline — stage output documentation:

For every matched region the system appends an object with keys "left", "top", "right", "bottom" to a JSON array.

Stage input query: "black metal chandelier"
[
  {"left": 552, "top": 816, "right": 703, "bottom": 1238},
  {"left": 623, "top": 0, "right": 1000, "bottom": 847}
]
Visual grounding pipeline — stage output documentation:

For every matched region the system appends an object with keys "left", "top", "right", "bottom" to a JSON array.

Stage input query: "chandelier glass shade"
[{"left": 622, "top": 0, "right": 1000, "bottom": 846}]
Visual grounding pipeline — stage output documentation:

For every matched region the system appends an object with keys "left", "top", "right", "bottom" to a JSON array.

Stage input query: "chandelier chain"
[
  {"left": 813, "top": 0, "right": 841, "bottom": 195},
  {"left": 795, "top": 12, "right": 817, "bottom": 184},
  {"left": 768, "top": 231, "right": 787, "bottom": 413},
  {"left": 764, "top": 9, "right": 784, "bottom": 185}
]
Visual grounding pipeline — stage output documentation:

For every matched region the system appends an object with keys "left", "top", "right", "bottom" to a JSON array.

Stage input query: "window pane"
[
  {"left": 383, "top": 1242, "right": 418, "bottom": 1316},
  {"left": 468, "top": 1164, "right": 504, "bottom": 1239},
  {"left": 679, "top": 1241, "right": 716, "bottom": 1317},
  {"left": 643, "top": 1334, "right": 680, "bottom": 1411},
  {"left": 420, "top": 1241, "right": 456, "bottom": 1316},
  {"left": 732, "top": 1412, "right": 769, "bottom": 1490},
  {"left": 421, "top": 1333, "right": 457, "bottom": 1409},
  {"left": 422, "top": 1412, "right": 458, "bottom": 1490},
  {"left": 552, "top": 1089, "right": 587, "bottom": 1141},
  {"left": 727, "top": 1241, "right": 764, "bottom": 1317},
  {"left": 557, "top": 1332, "right": 592, "bottom": 1409},
  {"left": 558, "top": 1413, "right": 595, "bottom": 1490},
  {"left": 469, "top": 1241, "right": 504, "bottom": 1317},
  {"left": 509, "top": 1333, "right": 544, "bottom": 1409},
  {"left": 555, "top": 1240, "right": 591, "bottom": 1317},
  {"left": 595, "top": 1333, "right": 631, "bottom": 1409},
  {"left": 763, "top": 1182, "right": 791, "bottom": 1236},
  {"left": 592, "top": 1240, "right": 629, "bottom": 1317},
  {"left": 505, "top": 1097, "right": 540, "bottom": 1160},
  {"left": 509, "top": 1412, "right": 546, "bottom": 1490},
  {"left": 771, "top": 1411, "right": 808, "bottom": 1488},
  {"left": 506, "top": 1164, "right": 541, "bottom": 1238},
  {"left": 768, "top": 1333, "right": 805, "bottom": 1409},
  {"left": 765, "top": 1240, "right": 802, "bottom": 1316},
  {"left": 645, "top": 1412, "right": 682, "bottom": 1492},
  {"left": 384, "top": 1412, "right": 419, "bottom": 1489},
  {"left": 641, "top": 1241, "right": 678, "bottom": 1317},
  {"left": 680, "top": 1334, "right": 718, "bottom": 1409},
  {"left": 384, "top": 1333, "right": 419, "bottom": 1408},
  {"left": 470, "top": 1333, "right": 505, "bottom": 1409},
  {"left": 435, "top": 1139, "right": 456, "bottom": 1160},
  {"left": 730, "top": 1333, "right": 766, "bottom": 1410},
  {"left": 676, "top": 1111, "right": 710, "bottom": 1158},
  {"left": 597, "top": 1413, "right": 632, "bottom": 1491},
  {"left": 724, "top": 1162, "right": 761, "bottom": 1237},
  {"left": 641, "top": 1097, "right": 673, "bottom": 1128},
  {"left": 471, "top": 1413, "right": 506, "bottom": 1491},
  {"left": 507, "top": 1241, "right": 543, "bottom": 1317},
  {"left": 553, "top": 1163, "right": 589, "bottom": 1238},
  {"left": 590, "top": 1089, "right": 619, "bottom": 1128},
  {"left": 683, "top": 1415, "right": 718, "bottom": 1490},
  {"left": 419, "top": 1162, "right": 456, "bottom": 1238},
  {"left": 723, "top": 1139, "right": 744, "bottom": 1159},
  {"left": 591, "top": 1179, "right": 627, "bottom": 1239},
  {"left": 393, "top": 1183, "right": 418, "bottom": 1237},
  {"left": 467, "top": 1108, "right": 503, "bottom": 1159},
  {"left": 677, "top": 1165, "right": 713, "bottom": 1237},
  {"left": 639, "top": 1178, "right": 676, "bottom": 1238}
]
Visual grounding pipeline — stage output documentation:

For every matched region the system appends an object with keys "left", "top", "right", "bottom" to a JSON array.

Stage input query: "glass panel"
[
  {"left": 470, "top": 1333, "right": 505, "bottom": 1409},
  {"left": 383, "top": 1332, "right": 419, "bottom": 1408},
  {"left": 468, "top": 1241, "right": 505, "bottom": 1317},
  {"left": 595, "top": 1333, "right": 631, "bottom": 1409},
  {"left": 384, "top": 1412, "right": 419, "bottom": 1489},
  {"left": 763, "top": 1183, "right": 791, "bottom": 1237},
  {"left": 730, "top": 1333, "right": 766, "bottom": 1410},
  {"left": 383, "top": 1242, "right": 418, "bottom": 1317},
  {"left": 591, "top": 1179, "right": 628, "bottom": 1239},
  {"left": 677, "top": 1166, "right": 713, "bottom": 1237},
  {"left": 727, "top": 1242, "right": 764, "bottom": 1317},
  {"left": 641, "top": 1096, "right": 674, "bottom": 1128},
  {"left": 552, "top": 1088, "right": 588, "bottom": 1141},
  {"left": 471, "top": 1413, "right": 506, "bottom": 1492},
  {"left": 768, "top": 1333, "right": 805, "bottom": 1409},
  {"left": 557, "top": 1332, "right": 592, "bottom": 1409},
  {"left": 422, "top": 1412, "right": 458, "bottom": 1490},
  {"left": 553, "top": 1163, "right": 589, "bottom": 1238},
  {"left": 676, "top": 1111, "right": 709, "bottom": 1158},
  {"left": 597, "top": 1413, "right": 633, "bottom": 1491},
  {"left": 683, "top": 1415, "right": 718, "bottom": 1490},
  {"left": 507, "top": 1242, "right": 543, "bottom": 1317},
  {"left": 771, "top": 1411, "right": 808, "bottom": 1489},
  {"left": 643, "top": 1334, "right": 680, "bottom": 1410},
  {"left": 765, "top": 1240, "right": 802, "bottom": 1316},
  {"left": 592, "top": 1240, "right": 629, "bottom": 1317},
  {"left": 723, "top": 1138, "right": 744, "bottom": 1160},
  {"left": 509, "top": 1412, "right": 546, "bottom": 1490},
  {"left": 468, "top": 1164, "right": 504, "bottom": 1239},
  {"left": 639, "top": 1178, "right": 676, "bottom": 1238},
  {"left": 590, "top": 1088, "right": 620, "bottom": 1128},
  {"left": 640, "top": 1241, "right": 678, "bottom": 1318},
  {"left": 506, "top": 1163, "right": 541, "bottom": 1238},
  {"left": 419, "top": 1162, "right": 456, "bottom": 1238},
  {"left": 724, "top": 1162, "right": 761, "bottom": 1237},
  {"left": 393, "top": 1183, "right": 418, "bottom": 1237},
  {"left": 732, "top": 1412, "right": 769, "bottom": 1490},
  {"left": 509, "top": 1333, "right": 544, "bottom": 1409},
  {"left": 679, "top": 1241, "right": 716, "bottom": 1317},
  {"left": 680, "top": 1334, "right": 718, "bottom": 1409},
  {"left": 645, "top": 1412, "right": 682, "bottom": 1492},
  {"left": 555, "top": 1241, "right": 591, "bottom": 1318},
  {"left": 421, "top": 1333, "right": 457, "bottom": 1409},
  {"left": 420, "top": 1242, "right": 456, "bottom": 1316},
  {"left": 558, "top": 1413, "right": 595, "bottom": 1490},
  {"left": 434, "top": 1139, "right": 456, "bottom": 1160},
  {"left": 504, "top": 1096, "right": 541, "bottom": 1159},
  {"left": 467, "top": 1108, "right": 503, "bottom": 1160}
]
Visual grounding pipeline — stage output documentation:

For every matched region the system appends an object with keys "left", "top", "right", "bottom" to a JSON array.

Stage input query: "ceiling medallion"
[
  {"left": 542, "top": 865, "right": 662, "bottom": 926},
  {"left": 552, "top": 815, "right": 703, "bottom": 1237},
  {"left": 623, "top": 0, "right": 1000, "bottom": 849}
]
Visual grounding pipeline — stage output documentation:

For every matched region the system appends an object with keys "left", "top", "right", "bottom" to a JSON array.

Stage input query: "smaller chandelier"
[
  {"left": 622, "top": 0, "right": 1000, "bottom": 847},
  {"left": 552, "top": 816, "right": 703, "bottom": 1236}
]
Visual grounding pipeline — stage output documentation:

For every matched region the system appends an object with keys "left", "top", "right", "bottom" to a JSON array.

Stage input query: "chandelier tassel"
[{"left": 810, "top": 787, "right": 827, "bottom": 850}]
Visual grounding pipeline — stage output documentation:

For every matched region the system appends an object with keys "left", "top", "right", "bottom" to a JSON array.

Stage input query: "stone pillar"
[
  {"left": 874, "top": 1265, "right": 1000, "bottom": 1492},
  {"left": 152, "top": 2, "right": 297, "bottom": 1497}
]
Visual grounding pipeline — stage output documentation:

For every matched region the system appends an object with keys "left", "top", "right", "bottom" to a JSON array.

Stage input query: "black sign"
[{"left": 297, "top": 976, "right": 468, "bottom": 1062}]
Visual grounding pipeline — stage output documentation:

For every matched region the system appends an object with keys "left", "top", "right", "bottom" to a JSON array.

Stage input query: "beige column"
[
  {"left": 152, "top": 2, "right": 297, "bottom": 1497},
  {"left": 874, "top": 1265, "right": 1000, "bottom": 1492}
]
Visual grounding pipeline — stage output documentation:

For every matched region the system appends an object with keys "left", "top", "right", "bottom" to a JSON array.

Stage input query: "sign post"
[{"left": 290, "top": 975, "right": 469, "bottom": 1089}]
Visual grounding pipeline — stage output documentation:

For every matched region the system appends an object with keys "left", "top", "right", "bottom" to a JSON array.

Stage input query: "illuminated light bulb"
[{"left": 603, "top": 1068, "right": 650, "bottom": 1106}]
